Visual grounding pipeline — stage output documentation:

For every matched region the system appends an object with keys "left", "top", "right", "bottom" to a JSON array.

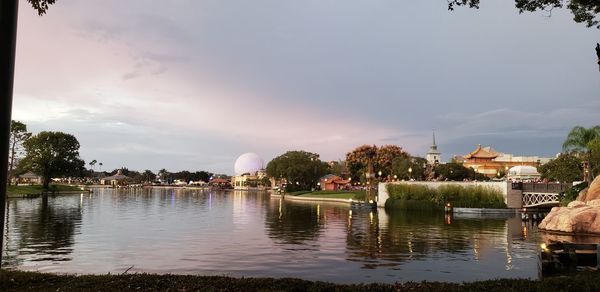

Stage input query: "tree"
[
  {"left": 266, "top": 151, "right": 329, "bottom": 192},
  {"left": 538, "top": 153, "right": 583, "bottom": 182},
  {"left": 88, "top": 159, "right": 97, "bottom": 171},
  {"left": 8, "top": 120, "right": 31, "bottom": 184},
  {"left": 20, "top": 131, "right": 85, "bottom": 189},
  {"left": 434, "top": 162, "right": 488, "bottom": 181},
  {"left": 98, "top": 162, "right": 103, "bottom": 171},
  {"left": 346, "top": 145, "right": 378, "bottom": 182},
  {"left": 346, "top": 144, "right": 408, "bottom": 182},
  {"left": 377, "top": 145, "right": 409, "bottom": 179},
  {"left": 391, "top": 156, "right": 427, "bottom": 180},
  {"left": 142, "top": 170, "right": 156, "bottom": 183},
  {"left": 562, "top": 125, "right": 600, "bottom": 182},
  {"left": 27, "top": 0, "right": 57, "bottom": 16},
  {"left": 448, "top": 0, "right": 600, "bottom": 29},
  {"left": 588, "top": 138, "right": 600, "bottom": 178}
]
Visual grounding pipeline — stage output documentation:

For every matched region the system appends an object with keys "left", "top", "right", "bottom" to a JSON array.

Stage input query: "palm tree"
[
  {"left": 98, "top": 162, "right": 103, "bottom": 172},
  {"left": 563, "top": 126, "right": 600, "bottom": 183},
  {"left": 89, "top": 159, "right": 97, "bottom": 171}
]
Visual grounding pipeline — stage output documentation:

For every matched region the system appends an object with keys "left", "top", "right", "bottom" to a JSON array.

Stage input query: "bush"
[
  {"left": 558, "top": 182, "right": 588, "bottom": 206},
  {"left": 386, "top": 183, "right": 506, "bottom": 210}
]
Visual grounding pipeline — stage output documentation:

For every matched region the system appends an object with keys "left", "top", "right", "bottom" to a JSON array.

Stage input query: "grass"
[
  {"left": 3, "top": 269, "right": 600, "bottom": 291},
  {"left": 386, "top": 183, "right": 506, "bottom": 210},
  {"left": 6, "top": 184, "right": 84, "bottom": 198},
  {"left": 296, "top": 190, "right": 367, "bottom": 201}
]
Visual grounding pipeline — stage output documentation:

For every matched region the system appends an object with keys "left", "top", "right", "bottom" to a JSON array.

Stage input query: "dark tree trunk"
[{"left": 0, "top": 0, "right": 19, "bottom": 269}]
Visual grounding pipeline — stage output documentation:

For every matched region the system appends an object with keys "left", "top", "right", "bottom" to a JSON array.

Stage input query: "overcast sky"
[{"left": 13, "top": 0, "right": 600, "bottom": 175}]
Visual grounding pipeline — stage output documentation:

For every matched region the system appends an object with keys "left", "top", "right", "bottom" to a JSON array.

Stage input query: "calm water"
[{"left": 3, "top": 188, "right": 544, "bottom": 283}]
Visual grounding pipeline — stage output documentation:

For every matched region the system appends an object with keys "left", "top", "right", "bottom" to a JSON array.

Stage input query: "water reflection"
[
  {"left": 3, "top": 195, "right": 82, "bottom": 267},
  {"left": 2, "top": 189, "right": 546, "bottom": 283}
]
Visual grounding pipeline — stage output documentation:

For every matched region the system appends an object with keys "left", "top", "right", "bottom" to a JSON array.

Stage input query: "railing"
[{"left": 511, "top": 182, "right": 572, "bottom": 193}]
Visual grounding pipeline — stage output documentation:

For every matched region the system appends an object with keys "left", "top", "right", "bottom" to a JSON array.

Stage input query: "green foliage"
[
  {"left": 434, "top": 162, "right": 488, "bottom": 181},
  {"left": 448, "top": 0, "right": 600, "bottom": 29},
  {"left": 27, "top": 0, "right": 57, "bottom": 15},
  {"left": 538, "top": 153, "right": 583, "bottom": 182},
  {"left": 298, "top": 190, "right": 366, "bottom": 200},
  {"left": 386, "top": 183, "right": 506, "bottom": 209},
  {"left": 7, "top": 269, "right": 600, "bottom": 291},
  {"left": 589, "top": 138, "right": 600, "bottom": 177},
  {"left": 345, "top": 144, "right": 408, "bottom": 181},
  {"left": 20, "top": 131, "right": 85, "bottom": 188},
  {"left": 391, "top": 156, "right": 427, "bottom": 180},
  {"left": 558, "top": 182, "right": 588, "bottom": 206},
  {"left": 563, "top": 125, "right": 600, "bottom": 153},
  {"left": 266, "top": 151, "right": 329, "bottom": 192},
  {"left": 8, "top": 120, "right": 32, "bottom": 184}
]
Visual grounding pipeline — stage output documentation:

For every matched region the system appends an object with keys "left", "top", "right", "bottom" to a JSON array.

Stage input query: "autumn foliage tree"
[{"left": 345, "top": 145, "right": 409, "bottom": 182}]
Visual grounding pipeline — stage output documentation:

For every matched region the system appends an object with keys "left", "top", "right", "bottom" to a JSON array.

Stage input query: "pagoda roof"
[{"left": 464, "top": 145, "right": 499, "bottom": 159}]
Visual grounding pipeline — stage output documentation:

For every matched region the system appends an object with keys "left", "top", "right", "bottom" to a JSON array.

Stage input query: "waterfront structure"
[
  {"left": 319, "top": 174, "right": 351, "bottom": 191},
  {"left": 461, "top": 145, "right": 551, "bottom": 178},
  {"left": 100, "top": 169, "right": 131, "bottom": 186},
  {"left": 231, "top": 153, "right": 267, "bottom": 189},
  {"left": 17, "top": 171, "right": 42, "bottom": 184},
  {"left": 507, "top": 165, "right": 541, "bottom": 180},
  {"left": 426, "top": 132, "right": 441, "bottom": 165}
]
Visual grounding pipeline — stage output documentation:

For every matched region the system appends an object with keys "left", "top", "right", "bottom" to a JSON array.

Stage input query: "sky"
[{"left": 12, "top": 0, "right": 600, "bottom": 175}]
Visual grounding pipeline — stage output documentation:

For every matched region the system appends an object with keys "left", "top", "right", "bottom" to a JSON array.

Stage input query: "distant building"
[
  {"left": 319, "top": 174, "right": 351, "bottom": 191},
  {"left": 100, "top": 169, "right": 131, "bottom": 186},
  {"left": 426, "top": 132, "right": 441, "bottom": 165},
  {"left": 18, "top": 171, "right": 42, "bottom": 185},
  {"left": 462, "top": 145, "right": 551, "bottom": 178},
  {"left": 231, "top": 153, "right": 268, "bottom": 189}
]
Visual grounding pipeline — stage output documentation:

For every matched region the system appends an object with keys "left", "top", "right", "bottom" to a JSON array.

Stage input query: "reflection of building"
[
  {"left": 100, "top": 169, "right": 131, "bottom": 186},
  {"left": 426, "top": 132, "right": 441, "bottom": 165},
  {"left": 231, "top": 152, "right": 267, "bottom": 190},
  {"left": 462, "top": 145, "right": 551, "bottom": 178},
  {"left": 319, "top": 174, "right": 351, "bottom": 191}
]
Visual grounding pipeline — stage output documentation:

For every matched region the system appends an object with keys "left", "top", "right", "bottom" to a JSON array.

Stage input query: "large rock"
[
  {"left": 584, "top": 175, "right": 600, "bottom": 202},
  {"left": 539, "top": 197, "right": 600, "bottom": 234}
]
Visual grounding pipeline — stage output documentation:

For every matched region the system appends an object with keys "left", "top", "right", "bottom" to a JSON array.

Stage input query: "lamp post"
[{"left": 408, "top": 167, "right": 413, "bottom": 180}]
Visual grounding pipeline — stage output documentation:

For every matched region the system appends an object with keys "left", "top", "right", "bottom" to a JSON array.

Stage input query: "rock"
[
  {"left": 576, "top": 187, "right": 589, "bottom": 201},
  {"left": 584, "top": 175, "right": 600, "bottom": 202},
  {"left": 539, "top": 195, "right": 600, "bottom": 234}
]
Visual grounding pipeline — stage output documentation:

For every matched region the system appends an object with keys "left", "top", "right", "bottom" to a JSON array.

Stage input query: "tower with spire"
[{"left": 426, "top": 131, "right": 441, "bottom": 165}]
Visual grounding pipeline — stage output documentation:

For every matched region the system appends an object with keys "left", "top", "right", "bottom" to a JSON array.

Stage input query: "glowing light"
[{"left": 540, "top": 243, "right": 547, "bottom": 251}]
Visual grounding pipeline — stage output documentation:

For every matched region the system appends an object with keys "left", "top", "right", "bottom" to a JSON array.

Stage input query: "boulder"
[
  {"left": 539, "top": 197, "right": 600, "bottom": 234},
  {"left": 584, "top": 175, "right": 600, "bottom": 202}
]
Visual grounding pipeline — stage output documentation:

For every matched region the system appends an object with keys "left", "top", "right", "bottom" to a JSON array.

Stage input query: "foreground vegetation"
[
  {"left": 6, "top": 184, "right": 83, "bottom": 198},
  {"left": 386, "top": 183, "right": 506, "bottom": 210},
  {"left": 2, "top": 269, "right": 600, "bottom": 291}
]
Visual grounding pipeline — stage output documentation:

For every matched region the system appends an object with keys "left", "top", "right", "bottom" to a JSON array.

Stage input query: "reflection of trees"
[
  {"left": 346, "top": 210, "right": 507, "bottom": 268},
  {"left": 5, "top": 196, "right": 82, "bottom": 264},
  {"left": 264, "top": 200, "right": 325, "bottom": 244}
]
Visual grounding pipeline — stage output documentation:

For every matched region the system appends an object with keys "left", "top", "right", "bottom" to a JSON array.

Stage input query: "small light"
[
  {"left": 369, "top": 200, "right": 374, "bottom": 204},
  {"left": 446, "top": 203, "right": 451, "bottom": 207},
  {"left": 349, "top": 198, "right": 353, "bottom": 202},
  {"left": 540, "top": 243, "right": 547, "bottom": 251}
]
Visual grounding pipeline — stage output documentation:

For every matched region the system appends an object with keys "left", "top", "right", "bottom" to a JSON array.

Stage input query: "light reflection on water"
[{"left": 3, "top": 188, "right": 542, "bottom": 283}]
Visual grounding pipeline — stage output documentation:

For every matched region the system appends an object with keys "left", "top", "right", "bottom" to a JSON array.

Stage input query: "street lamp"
[
  {"left": 393, "top": 174, "right": 397, "bottom": 181},
  {"left": 408, "top": 167, "right": 413, "bottom": 180}
]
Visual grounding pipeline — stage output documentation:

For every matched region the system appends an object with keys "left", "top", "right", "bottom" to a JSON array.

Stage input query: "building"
[
  {"left": 18, "top": 171, "right": 42, "bottom": 185},
  {"left": 426, "top": 132, "right": 441, "bottom": 165},
  {"left": 507, "top": 165, "right": 541, "bottom": 181},
  {"left": 100, "top": 169, "right": 131, "bottom": 186},
  {"left": 319, "top": 174, "right": 351, "bottom": 191},
  {"left": 231, "top": 152, "right": 268, "bottom": 190},
  {"left": 462, "top": 144, "right": 551, "bottom": 178}
]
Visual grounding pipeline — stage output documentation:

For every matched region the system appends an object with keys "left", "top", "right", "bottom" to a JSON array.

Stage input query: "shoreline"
[{"left": 2, "top": 269, "right": 600, "bottom": 291}]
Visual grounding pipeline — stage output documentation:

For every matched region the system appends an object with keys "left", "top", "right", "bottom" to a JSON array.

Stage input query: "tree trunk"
[
  {"left": 7, "top": 139, "right": 15, "bottom": 185},
  {"left": 42, "top": 175, "right": 50, "bottom": 190}
]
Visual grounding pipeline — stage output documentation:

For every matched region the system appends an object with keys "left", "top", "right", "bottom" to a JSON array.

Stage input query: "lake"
[{"left": 2, "top": 187, "right": 543, "bottom": 283}]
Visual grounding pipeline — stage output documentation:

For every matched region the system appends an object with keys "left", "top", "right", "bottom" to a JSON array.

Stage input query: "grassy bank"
[
  {"left": 6, "top": 184, "right": 84, "bottom": 198},
  {"left": 386, "top": 183, "right": 506, "bottom": 210},
  {"left": 285, "top": 190, "right": 367, "bottom": 201},
  {"left": 2, "top": 269, "right": 600, "bottom": 291}
]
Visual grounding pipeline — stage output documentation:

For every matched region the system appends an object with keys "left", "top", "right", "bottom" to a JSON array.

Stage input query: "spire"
[
  {"left": 429, "top": 130, "right": 438, "bottom": 152},
  {"left": 432, "top": 130, "right": 436, "bottom": 146}
]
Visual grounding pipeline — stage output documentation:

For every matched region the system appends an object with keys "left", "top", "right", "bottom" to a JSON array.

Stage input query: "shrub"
[
  {"left": 558, "top": 182, "right": 588, "bottom": 206},
  {"left": 386, "top": 183, "right": 506, "bottom": 210}
]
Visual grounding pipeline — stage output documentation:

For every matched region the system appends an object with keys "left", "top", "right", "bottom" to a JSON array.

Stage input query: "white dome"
[
  {"left": 234, "top": 153, "right": 264, "bottom": 176},
  {"left": 508, "top": 166, "right": 540, "bottom": 177}
]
